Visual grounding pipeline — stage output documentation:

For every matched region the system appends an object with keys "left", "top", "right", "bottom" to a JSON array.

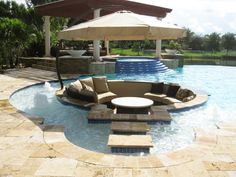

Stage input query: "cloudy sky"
[
  {"left": 132, "top": 0, "right": 236, "bottom": 35},
  {"left": 16, "top": 0, "right": 236, "bottom": 35}
]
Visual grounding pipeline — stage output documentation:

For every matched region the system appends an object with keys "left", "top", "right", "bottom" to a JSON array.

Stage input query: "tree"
[
  {"left": 50, "top": 17, "right": 68, "bottom": 46},
  {"left": 0, "top": 18, "right": 28, "bottom": 67},
  {"left": 0, "top": 1, "right": 11, "bottom": 17},
  {"left": 132, "top": 41, "right": 145, "bottom": 55},
  {"left": 204, "top": 32, "right": 221, "bottom": 52},
  {"left": 180, "top": 28, "right": 195, "bottom": 49},
  {"left": 166, "top": 40, "right": 182, "bottom": 51},
  {"left": 26, "top": 0, "right": 51, "bottom": 7},
  {"left": 1, "top": 1, "right": 68, "bottom": 59},
  {"left": 189, "top": 35, "right": 204, "bottom": 50},
  {"left": 222, "top": 33, "right": 236, "bottom": 54}
]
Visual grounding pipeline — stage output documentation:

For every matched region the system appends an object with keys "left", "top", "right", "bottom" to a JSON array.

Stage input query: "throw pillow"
[
  {"left": 176, "top": 88, "right": 189, "bottom": 100},
  {"left": 93, "top": 76, "right": 109, "bottom": 93},
  {"left": 71, "top": 80, "right": 83, "bottom": 91},
  {"left": 166, "top": 84, "right": 180, "bottom": 97},
  {"left": 176, "top": 89, "right": 195, "bottom": 101},
  {"left": 80, "top": 77, "right": 95, "bottom": 91},
  {"left": 150, "top": 82, "right": 164, "bottom": 94},
  {"left": 183, "top": 95, "right": 195, "bottom": 102},
  {"left": 65, "top": 84, "right": 80, "bottom": 99}
]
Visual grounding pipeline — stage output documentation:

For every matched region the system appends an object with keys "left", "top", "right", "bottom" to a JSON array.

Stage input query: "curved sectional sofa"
[{"left": 56, "top": 76, "right": 208, "bottom": 111}]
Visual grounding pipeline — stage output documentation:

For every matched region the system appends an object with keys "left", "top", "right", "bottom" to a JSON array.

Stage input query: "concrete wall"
[
  {"left": 20, "top": 56, "right": 236, "bottom": 75},
  {"left": 161, "top": 54, "right": 184, "bottom": 68},
  {"left": 161, "top": 59, "right": 179, "bottom": 69},
  {"left": 184, "top": 58, "right": 236, "bottom": 66}
]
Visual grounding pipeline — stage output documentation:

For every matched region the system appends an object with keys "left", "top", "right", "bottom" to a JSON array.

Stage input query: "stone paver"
[
  {"left": 108, "top": 135, "right": 153, "bottom": 148},
  {"left": 111, "top": 121, "right": 149, "bottom": 133},
  {"left": 0, "top": 67, "right": 236, "bottom": 176},
  {"left": 35, "top": 158, "right": 78, "bottom": 176}
]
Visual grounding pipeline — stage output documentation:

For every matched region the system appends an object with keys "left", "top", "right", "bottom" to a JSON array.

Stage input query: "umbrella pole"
[{"left": 55, "top": 47, "right": 64, "bottom": 90}]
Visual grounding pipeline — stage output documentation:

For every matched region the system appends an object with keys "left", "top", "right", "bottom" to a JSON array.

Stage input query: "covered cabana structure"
[
  {"left": 36, "top": 0, "right": 171, "bottom": 19},
  {"left": 35, "top": 0, "right": 172, "bottom": 58}
]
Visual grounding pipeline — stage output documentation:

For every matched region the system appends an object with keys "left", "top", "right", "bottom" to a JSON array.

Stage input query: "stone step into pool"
[
  {"left": 107, "top": 134, "right": 153, "bottom": 153},
  {"left": 115, "top": 58, "right": 168, "bottom": 74},
  {"left": 111, "top": 121, "right": 150, "bottom": 134}
]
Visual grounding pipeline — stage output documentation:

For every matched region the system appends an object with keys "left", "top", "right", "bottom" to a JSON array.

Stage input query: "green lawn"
[
  {"left": 111, "top": 48, "right": 155, "bottom": 56},
  {"left": 183, "top": 50, "right": 236, "bottom": 59},
  {"left": 111, "top": 48, "right": 236, "bottom": 59}
]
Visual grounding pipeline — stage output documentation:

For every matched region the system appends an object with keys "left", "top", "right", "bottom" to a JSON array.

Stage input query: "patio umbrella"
[{"left": 58, "top": 10, "right": 185, "bottom": 41}]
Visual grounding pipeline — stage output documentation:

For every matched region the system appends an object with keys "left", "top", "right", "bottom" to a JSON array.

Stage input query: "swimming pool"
[{"left": 10, "top": 65, "right": 236, "bottom": 154}]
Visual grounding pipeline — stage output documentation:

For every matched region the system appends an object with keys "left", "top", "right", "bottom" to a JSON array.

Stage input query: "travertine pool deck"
[{"left": 1, "top": 67, "right": 236, "bottom": 176}]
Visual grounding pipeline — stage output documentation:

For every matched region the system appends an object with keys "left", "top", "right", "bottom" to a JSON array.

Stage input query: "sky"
[{"left": 16, "top": 0, "right": 236, "bottom": 35}]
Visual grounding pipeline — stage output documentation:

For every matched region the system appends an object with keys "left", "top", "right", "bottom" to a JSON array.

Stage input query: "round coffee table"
[{"left": 111, "top": 97, "right": 154, "bottom": 114}]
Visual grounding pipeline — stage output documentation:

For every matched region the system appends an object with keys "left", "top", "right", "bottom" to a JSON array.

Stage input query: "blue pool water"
[{"left": 10, "top": 65, "right": 236, "bottom": 154}]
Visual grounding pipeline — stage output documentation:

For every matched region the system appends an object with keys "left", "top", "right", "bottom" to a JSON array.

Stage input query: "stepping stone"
[
  {"left": 137, "top": 112, "right": 172, "bottom": 122},
  {"left": 150, "top": 106, "right": 169, "bottom": 112},
  {"left": 107, "top": 135, "right": 153, "bottom": 153},
  {"left": 88, "top": 113, "right": 171, "bottom": 122},
  {"left": 111, "top": 122, "right": 149, "bottom": 134},
  {"left": 91, "top": 104, "right": 107, "bottom": 111}
]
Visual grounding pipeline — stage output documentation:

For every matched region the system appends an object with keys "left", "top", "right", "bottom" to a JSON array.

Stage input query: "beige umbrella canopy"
[{"left": 59, "top": 11, "right": 186, "bottom": 41}]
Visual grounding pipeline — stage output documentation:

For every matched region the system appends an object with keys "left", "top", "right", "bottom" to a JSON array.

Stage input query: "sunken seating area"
[
  {"left": 56, "top": 77, "right": 208, "bottom": 111},
  {"left": 55, "top": 77, "right": 208, "bottom": 153},
  {"left": 107, "top": 80, "right": 197, "bottom": 106}
]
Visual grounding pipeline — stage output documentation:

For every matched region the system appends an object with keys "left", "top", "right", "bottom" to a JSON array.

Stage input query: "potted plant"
[{"left": 165, "top": 40, "right": 181, "bottom": 55}]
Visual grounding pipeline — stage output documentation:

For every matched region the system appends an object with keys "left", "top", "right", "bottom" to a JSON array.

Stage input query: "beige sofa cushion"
[
  {"left": 93, "top": 77, "right": 109, "bottom": 93},
  {"left": 144, "top": 92, "right": 166, "bottom": 102},
  {"left": 108, "top": 80, "right": 151, "bottom": 97},
  {"left": 97, "top": 92, "right": 117, "bottom": 104},
  {"left": 162, "top": 97, "right": 182, "bottom": 104},
  {"left": 80, "top": 77, "right": 95, "bottom": 91}
]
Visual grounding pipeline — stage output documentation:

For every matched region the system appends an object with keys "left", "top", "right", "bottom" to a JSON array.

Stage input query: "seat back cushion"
[
  {"left": 80, "top": 77, "right": 95, "bottom": 91},
  {"left": 166, "top": 84, "right": 180, "bottom": 97},
  {"left": 151, "top": 82, "right": 164, "bottom": 94},
  {"left": 93, "top": 76, "right": 109, "bottom": 93}
]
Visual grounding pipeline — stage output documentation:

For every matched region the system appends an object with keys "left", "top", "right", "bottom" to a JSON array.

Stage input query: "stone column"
[
  {"left": 44, "top": 16, "right": 51, "bottom": 57},
  {"left": 93, "top": 9, "right": 101, "bottom": 61},
  {"left": 156, "top": 40, "right": 162, "bottom": 59},
  {"left": 105, "top": 40, "right": 110, "bottom": 55}
]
